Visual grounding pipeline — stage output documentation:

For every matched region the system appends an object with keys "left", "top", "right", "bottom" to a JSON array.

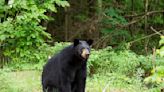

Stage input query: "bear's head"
[{"left": 73, "top": 39, "right": 93, "bottom": 60}]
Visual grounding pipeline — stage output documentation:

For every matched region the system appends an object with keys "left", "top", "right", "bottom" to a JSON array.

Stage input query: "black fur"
[{"left": 42, "top": 39, "right": 93, "bottom": 92}]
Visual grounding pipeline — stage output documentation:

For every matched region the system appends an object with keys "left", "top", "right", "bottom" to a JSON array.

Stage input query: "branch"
[
  {"left": 120, "top": 10, "right": 164, "bottom": 28},
  {"left": 129, "top": 30, "right": 164, "bottom": 44},
  {"left": 103, "top": 13, "right": 141, "bottom": 28},
  {"left": 125, "top": 10, "right": 164, "bottom": 18},
  {"left": 103, "top": 10, "right": 164, "bottom": 29},
  {"left": 150, "top": 26, "right": 163, "bottom": 36},
  {"left": 119, "top": 16, "right": 145, "bottom": 28}
]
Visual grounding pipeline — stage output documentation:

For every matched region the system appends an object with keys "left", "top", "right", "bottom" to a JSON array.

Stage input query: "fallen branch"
[{"left": 129, "top": 29, "right": 164, "bottom": 44}]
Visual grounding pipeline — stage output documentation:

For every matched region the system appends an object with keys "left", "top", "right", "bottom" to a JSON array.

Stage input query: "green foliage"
[
  {"left": 55, "top": 0, "right": 70, "bottom": 7},
  {"left": 5, "top": 42, "right": 70, "bottom": 70},
  {"left": 87, "top": 73, "right": 149, "bottom": 92},
  {"left": 103, "top": 7, "right": 127, "bottom": 26},
  {"left": 144, "top": 36, "right": 164, "bottom": 88},
  {"left": 102, "top": 7, "right": 127, "bottom": 30},
  {"left": 153, "top": 15, "right": 164, "bottom": 24},
  {"left": 88, "top": 47, "right": 148, "bottom": 77},
  {"left": 100, "top": 0, "right": 163, "bottom": 54},
  {"left": 1, "top": 43, "right": 163, "bottom": 91},
  {"left": 0, "top": 69, "right": 153, "bottom": 92},
  {"left": 0, "top": 70, "right": 41, "bottom": 92},
  {"left": 87, "top": 46, "right": 163, "bottom": 91},
  {"left": 144, "top": 66, "right": 164, "bottom": 91},
  {"left": 157, "top": 36, "right": 164, "bottom": 57},
  {"left": 0, "top": 0, "right": 69, "bottom": 62},
  {"left": 74, "top": 14, "right": 88, "bottom": 22},
  {"left": 33, "top": 42, "right": 71, "bottom": 70},
  {"left": 101, "top": 7, "right": 131, "bottom": 47},
  {"left": 124, "top": 0, "right": 144, "bottom": 12}
]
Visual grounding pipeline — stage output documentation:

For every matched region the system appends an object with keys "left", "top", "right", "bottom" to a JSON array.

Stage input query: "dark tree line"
[{"left": 45, "top": 0, "right": 164, "bottom": 53}]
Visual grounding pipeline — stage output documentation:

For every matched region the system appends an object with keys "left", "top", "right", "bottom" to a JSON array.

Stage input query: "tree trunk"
[{"left": 64, "top": 8, "right": 68, "bottom": 41}]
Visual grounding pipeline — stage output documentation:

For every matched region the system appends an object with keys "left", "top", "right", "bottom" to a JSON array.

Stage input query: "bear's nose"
[
  {"left": 85, "top": 50, "right": 90, "bottom": 55},
  {"left": 82, "top": 49, "right": 90, "bottom": 59},
  {"left": 85, "top": 54, "right": 90, "bottom": 58}
]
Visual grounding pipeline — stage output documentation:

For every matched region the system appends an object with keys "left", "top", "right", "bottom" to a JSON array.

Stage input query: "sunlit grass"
[
  {"left": 0, "top": 70, "right": 160, "bottom": 92},
  {"left": 0, "top": 71, "right": 41, "bottom": 92}
]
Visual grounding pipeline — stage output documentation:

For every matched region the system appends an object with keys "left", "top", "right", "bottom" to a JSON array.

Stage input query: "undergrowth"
[{"left": 0, "top": 42, "right": 164, "bottom": 92}]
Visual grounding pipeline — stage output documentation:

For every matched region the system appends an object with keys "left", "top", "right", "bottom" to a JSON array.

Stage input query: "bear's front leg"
[
  {"left": 74, "top": 77, "right": 86, "bottom": 92},
  {"left": 60, "top": 82, "right": 71, "bottom": 92},
  {"left": 72, "top": 64, "right": 87, "bottom": 92}
]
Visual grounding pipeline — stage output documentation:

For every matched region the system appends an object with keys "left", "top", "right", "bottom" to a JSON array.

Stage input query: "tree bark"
[{"left": 64, "top": 8, "right": 68, "bottom": 41}]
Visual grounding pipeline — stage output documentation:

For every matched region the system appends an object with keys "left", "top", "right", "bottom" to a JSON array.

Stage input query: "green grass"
[
  {"left": 0, "top": 70, "right": 161, "bottom": 92},
  {"left": 0, "top": 70, "right": 41, "bottom": 92}
]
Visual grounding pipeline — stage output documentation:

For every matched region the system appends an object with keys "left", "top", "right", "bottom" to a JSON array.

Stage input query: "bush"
[
  {"left": 144, "top": 36, "right": 164, "bottom": 89},
  {"left": 88, "top": 47, "right": 147, "bottom": 77},
  {"left": 0, "top": 0, "right": 69, "bottom": 64},
  {"left": 5, "top": 42, "right": 71, "bottom": 70}
]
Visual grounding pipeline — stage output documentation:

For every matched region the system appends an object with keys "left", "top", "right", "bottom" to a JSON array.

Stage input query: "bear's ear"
[
  {"left": 87, "top": 39, "right": 93, "bottom": 46},
  {"left": 74, "top": 39, "right": 79, "bottom": 46}
]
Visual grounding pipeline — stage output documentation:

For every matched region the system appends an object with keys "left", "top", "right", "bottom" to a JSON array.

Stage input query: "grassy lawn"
[
  {"left": 0, "top": 70, "right": 161, "bottom": 92},
  {"left": 0, "top": 71, "right": 41, "bottom": 92}
]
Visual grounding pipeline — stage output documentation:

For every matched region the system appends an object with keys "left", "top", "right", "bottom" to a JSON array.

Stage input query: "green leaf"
[
  {"left": 55, "top": 0, "right": 70, "bottom": 7},
  {"left": 44, "top": 3, "right": 57, "bottom": 12},
  {"left": 0, "top": 35, "right": 6, "bottom": 41}
]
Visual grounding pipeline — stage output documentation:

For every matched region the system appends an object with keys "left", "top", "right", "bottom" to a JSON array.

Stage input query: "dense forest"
[{"left": 0, "top": 0, "right": 164, "bottom": 92}]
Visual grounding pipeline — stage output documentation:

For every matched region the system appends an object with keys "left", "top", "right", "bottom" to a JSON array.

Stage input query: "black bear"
[{"left": 42, "top": 39, "right": 93, "bottom": 92}]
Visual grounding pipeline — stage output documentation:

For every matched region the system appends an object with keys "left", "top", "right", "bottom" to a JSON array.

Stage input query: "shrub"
[
  {"left": 5, "top": 42, "right": 71, "bottom": 70},
  {"left": 144, "top": 36, "right": 164, "bottom": 89},
  {"left": 0, "top": 0, "right": 69, "bottom": 64},
  {"left": 88, "top": 47, "right": 143, "bottom": 77}
]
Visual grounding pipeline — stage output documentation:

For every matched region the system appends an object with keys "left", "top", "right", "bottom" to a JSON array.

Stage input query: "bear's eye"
[{"left": 80, "top": 47, "right": 85, "bottom": 52}]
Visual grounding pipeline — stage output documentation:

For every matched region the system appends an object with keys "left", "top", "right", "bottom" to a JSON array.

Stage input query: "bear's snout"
[
  {"left": 85, "top": 53, "right": 90, "bottom": 59},
  {"left": 81, "top": 48, "right": 90, "bottom": 59}
]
